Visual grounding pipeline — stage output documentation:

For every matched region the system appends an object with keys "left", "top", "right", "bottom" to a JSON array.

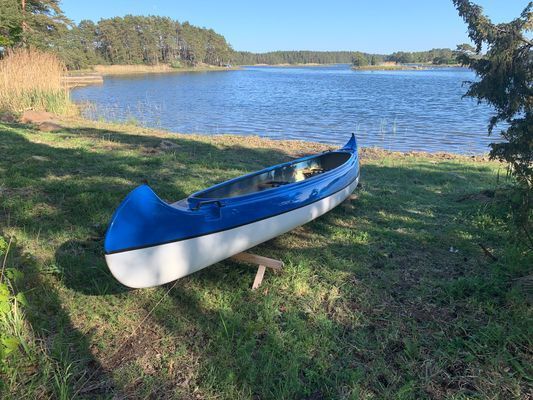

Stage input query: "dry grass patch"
[{"left": 0, "top": 48, "right": 73, "bottom": 115}]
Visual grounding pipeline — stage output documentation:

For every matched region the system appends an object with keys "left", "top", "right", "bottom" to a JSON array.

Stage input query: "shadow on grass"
[
  {"left": 0, "top": 231, "right": 118, "bottom": 398},
  {"left": 0, "top": 121, "right": 296, "bottom": 396},
  {"left": 1, "top": 121, "right": 528, "bottom": 398}
]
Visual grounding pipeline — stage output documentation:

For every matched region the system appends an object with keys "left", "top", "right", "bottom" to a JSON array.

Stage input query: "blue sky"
[{"left": 62, "top": 0, "right": 528, "bottom": 53}]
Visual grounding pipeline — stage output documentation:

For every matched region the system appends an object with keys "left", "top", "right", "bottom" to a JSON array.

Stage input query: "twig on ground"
[
  {"left": 0, "top": 236, "right": 13, "bottom": 284},
  {"left": 478, "top": 243, "right": 498, "bottom": 261}
]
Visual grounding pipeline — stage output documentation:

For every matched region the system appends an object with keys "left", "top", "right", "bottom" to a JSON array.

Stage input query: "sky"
[{"left": 62, "top": 0, "right": 529, "bottom": 54}]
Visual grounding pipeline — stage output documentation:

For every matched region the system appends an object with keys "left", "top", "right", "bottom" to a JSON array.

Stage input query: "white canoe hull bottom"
[{"left": 105, "top": 177, "right": 359, "bottom": 288}]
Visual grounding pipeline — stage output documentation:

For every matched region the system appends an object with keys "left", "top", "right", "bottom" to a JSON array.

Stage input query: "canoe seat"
[
  {"left": 193, "top": 151, "right": 351, "bottom": 199},
  {"left": 257, "top": 180, "right": 290, "bottom": 190}
]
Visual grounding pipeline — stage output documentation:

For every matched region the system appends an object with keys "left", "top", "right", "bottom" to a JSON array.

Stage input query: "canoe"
[{"left": 104, "top": 134, "right": 360, "bottom": 288}]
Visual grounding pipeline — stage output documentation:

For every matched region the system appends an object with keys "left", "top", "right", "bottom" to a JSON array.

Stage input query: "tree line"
[
  {"left": 232, "top": 51, "right": 380, "bottom": 65},
  {"left": 352, "top": 48, "right": 459, "bottom": 66},
  {"left": 0, "top": 0, "right": 233, "bottom": 69},
  {"left": 234, "top": 49, "right": 459, "bottom": 67},
  {"left": 59, "top": 16, "right": 233, "bottom": 69}
]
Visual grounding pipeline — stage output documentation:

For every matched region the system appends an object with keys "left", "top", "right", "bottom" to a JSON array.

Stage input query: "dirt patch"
[
  {"left": 36, "top": 121, "right": 63, "bottom": 132},
  {"left": 0, "top": 112, "right": 17, "bottom": 123},
  {"left": 98, "top": 324, "right": 169, "bottom": 372},
  {"left": 160, "top": 139, "right": 180, "bottom": 151},
  {"left": 456, "top": 189, "right": 495, "bottom": 202}
]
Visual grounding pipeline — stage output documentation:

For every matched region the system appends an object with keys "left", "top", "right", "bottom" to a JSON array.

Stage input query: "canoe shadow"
[{"left": 56, "top": 238, "right": 130, "bottom": 295}]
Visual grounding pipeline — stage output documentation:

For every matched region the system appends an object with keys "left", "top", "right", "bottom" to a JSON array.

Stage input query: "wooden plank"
[
  {"left": 252, "top": 265, "right": 266, "bottom": 290},
  {"left": 231, "top": 252, "right": 283, "bottom": 270}
]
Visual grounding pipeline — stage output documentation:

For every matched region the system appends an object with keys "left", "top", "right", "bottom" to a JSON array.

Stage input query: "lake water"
[{"left": 72, "top": 65, "right": 499, "bottom": 154}]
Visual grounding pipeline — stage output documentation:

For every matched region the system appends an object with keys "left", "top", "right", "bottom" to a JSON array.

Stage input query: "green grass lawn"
[{"left": 0, "top": 119, "right": 531, "bottom": 399}]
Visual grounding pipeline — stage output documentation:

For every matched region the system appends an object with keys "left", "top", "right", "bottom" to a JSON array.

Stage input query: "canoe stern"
[{"left": 104, "top": 185, "right": 191, "bottom": 254}]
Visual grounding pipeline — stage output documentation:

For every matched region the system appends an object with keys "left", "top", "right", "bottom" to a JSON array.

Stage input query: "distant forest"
[
  {"left": 0, "top": 2, "right": 234, "bottom": 69},
  {"left": 53, "top": 16, "right": 234, "bottom": 69},
  {"left": 351, "top": 48, "right": 459, "bottom": 67},
  {"left": 235, "top": 48, "right": 458, "bottom": 66},
  {"left": 0, "top": 1, "right": 459, "bottom": 69},
  {"left": 232, "top": 51, "right": 373, "bottom": 65}
]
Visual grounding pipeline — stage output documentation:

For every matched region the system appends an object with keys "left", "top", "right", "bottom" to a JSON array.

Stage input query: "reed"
[
  {"left": 93, "top": 64, "right": 175, "bottom": 75},
  {"left": 92, "top": 63, "right": 236, "bottom": 75},
  {"left": 0, "top": 48, "right": 72, "bottom": 114}
]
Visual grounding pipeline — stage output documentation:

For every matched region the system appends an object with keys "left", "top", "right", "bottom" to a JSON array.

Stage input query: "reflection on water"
[{"left": 72, "top": 65, "right": 499, "bottom": 154}]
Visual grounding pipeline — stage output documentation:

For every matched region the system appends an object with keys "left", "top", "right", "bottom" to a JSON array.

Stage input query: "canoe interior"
[{"left": 196, "top": 151, "right": 351, "bottom": 199}]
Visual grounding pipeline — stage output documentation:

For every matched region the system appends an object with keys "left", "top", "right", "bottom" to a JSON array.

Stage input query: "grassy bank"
[
  {"left": 91, "top": 64, "right": 239, "bottom": 76},
  {"left": 352, "top": 64, "right": 463, "bottom": 71},
  {"left": 0, "top": 118, "right": 531, "bottom": 399},
  {"left": 251, "top": 63, "right": 333, "bottom": 67},
  {"left": 353, "top": 65, "right": 428, "bottom": 71}
]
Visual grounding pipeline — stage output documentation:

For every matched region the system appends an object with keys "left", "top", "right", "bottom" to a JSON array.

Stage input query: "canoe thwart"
[{"left": 230, "top": 252, "right": 284, "bottom": 290}]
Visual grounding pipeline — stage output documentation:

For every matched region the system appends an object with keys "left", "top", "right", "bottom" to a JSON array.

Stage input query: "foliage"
[
  {"left": 0, "top": 0, "right": 69, "bottom": 48},
  {"left": 0, "top": 235, "right": 25, "bottom": 381},
  {"left": 0, "top": 0, "right": 22, "bottom": 46},
  {"left": 453, "top": 0, "right": 532, "bottom": 189},
  {"left": 62, "top": 16, "right": 233, "bottom": 69},
  {"left": 0, "top": 48, "right": 71, "bottom": 114},
  {"left": 386, "top": 48, "right": 459, "bottom": 64},
  {"left": 351, "top": 51, "right": 370, "bottom": 67},
  {"left": 0, "top": 3, "right": 233, "bottom": 69},
  {"left": 232, "top": 50, "right": 375, "bottom": 65},
  {"left": 453, "top": 0, "right": 532, "bottom": 246}
]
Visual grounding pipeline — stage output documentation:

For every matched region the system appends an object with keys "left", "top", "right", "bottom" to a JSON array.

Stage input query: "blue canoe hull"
[{"left": 104, "top": 135, "right": 360, "bottom": 287}]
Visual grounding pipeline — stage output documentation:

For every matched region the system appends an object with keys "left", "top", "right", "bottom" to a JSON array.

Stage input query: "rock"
[
  {"left": 31, "top": 155, "right": 50, "bottom": 162},
  {"left": 37, "top": 121, "right": 63, "bottom": 132},
  {"left": 160, "top": 140, "right": 180, "bottom": 151},
  {"left": 0, "top": 113, "right": 17, "bottom": 123},
  {"left": 19, "top": 110, "right": 63, "bottom": 132},
  {"left": 20, "top": 110, "right": 56, "bottom": 124}
]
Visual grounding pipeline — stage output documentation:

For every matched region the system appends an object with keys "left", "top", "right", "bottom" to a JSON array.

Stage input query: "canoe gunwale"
[{"left": 188, "top": 149, "right": 352, "bottom": 203}]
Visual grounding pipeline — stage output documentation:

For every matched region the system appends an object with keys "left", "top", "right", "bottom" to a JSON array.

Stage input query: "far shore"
[
  {"left": 247, "top": 63, "right": 340, "bottom": 67},
  {"left": 353, "top": 63, "right": 463, "bottom": 71},
  {"left": 68, "top": 63, "right": 240, "bottom": 77}
]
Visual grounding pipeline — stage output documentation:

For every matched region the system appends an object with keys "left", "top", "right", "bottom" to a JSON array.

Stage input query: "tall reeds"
[
  {"left": 0, "top": 48, "right": 72, "bottom": 114},
  {"left": 93, "top": 64, "right": 174, "bottom": 75}
]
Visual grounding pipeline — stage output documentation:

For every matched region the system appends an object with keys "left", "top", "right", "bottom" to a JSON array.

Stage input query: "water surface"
[{"left": 72, "top": 65, "right": 499, "bottom": 153}]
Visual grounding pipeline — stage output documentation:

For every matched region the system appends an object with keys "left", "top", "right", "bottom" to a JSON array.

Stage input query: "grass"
[
  {"left": 92, "top": 63, "right": 238, "bottom": 76},
  {"left": 0, "top": 117, "right": 531, "bottom": 399},
  {"left": 0, "top": 49, "right": 73, "bottom": 115},
  {"left": 352, "top": 64, "right": 462, "bottom": 71},
  {"left": 352, "top": 65, "right": 427, "bottom": 71}
]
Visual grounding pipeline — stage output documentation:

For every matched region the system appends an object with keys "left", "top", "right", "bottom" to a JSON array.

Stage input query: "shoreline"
[
  {"left": 67, "top": 64, "right": 240, "bottom": 78},
  {"left": 243, "top": 63, "right": 341, "bottom": 67},
  {"left": 352, "top": 63, "right": 464, "bottom": 71},
  {"left": 55, "top": 115, "right": 492, "bottom": 160}
]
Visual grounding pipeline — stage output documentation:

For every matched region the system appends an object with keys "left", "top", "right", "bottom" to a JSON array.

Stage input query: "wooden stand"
[{"left": 230, "top": 252, "right": 284, "bottom": 290}]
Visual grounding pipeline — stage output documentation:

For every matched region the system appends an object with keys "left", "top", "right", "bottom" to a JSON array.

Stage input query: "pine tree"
[
  {"left": 0, "top": 0, "right": 22, "bottom": 46},
  {"left": 453, "top": 0, "right": 532, "bottom": 188}
]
